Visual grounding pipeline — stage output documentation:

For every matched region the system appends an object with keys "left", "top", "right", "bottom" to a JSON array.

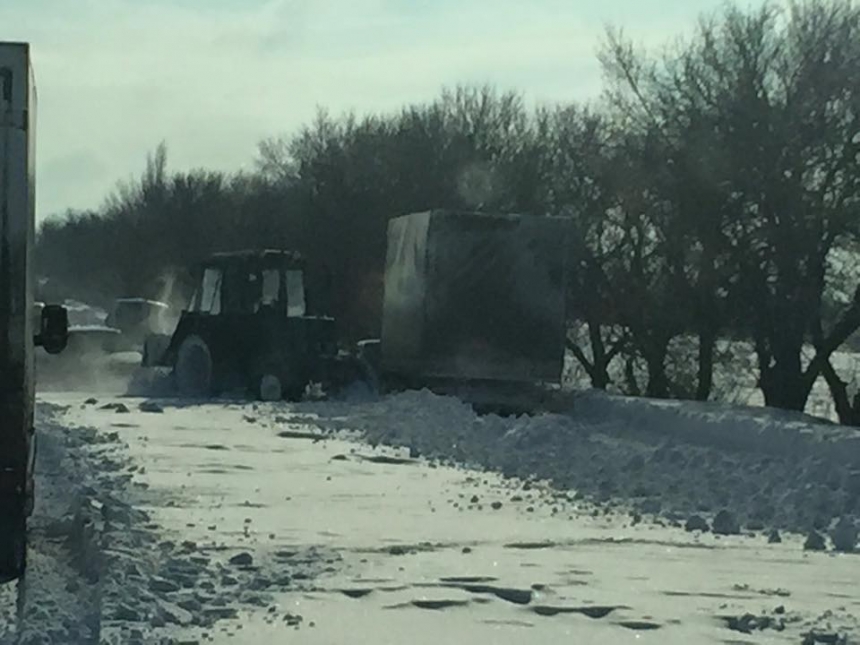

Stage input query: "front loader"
[{"left": 141, "top": 250, "right": 367, "bottom": 401}]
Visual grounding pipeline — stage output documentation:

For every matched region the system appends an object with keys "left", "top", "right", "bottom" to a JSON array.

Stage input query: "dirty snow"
[
  {"left": 32, "top": 394, "right": 860, "bottom": 644},
  {"left": 293, "top": 388, "right": 860, "bottom": 539},
  {"left": 0, "top": 407, "right": 108, "bottom": 644},
  {"left": 48, "top": 397, "right": 340, "bottom": 645},
  {"left": 4, "top": 386, "right": 859, "bottom": 644}
]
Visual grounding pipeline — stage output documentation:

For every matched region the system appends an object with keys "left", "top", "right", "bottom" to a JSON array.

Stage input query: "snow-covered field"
[
  {"left": 1, "top": 390, "right": 858, "bottom": 644},
  {"left": 563, "top": 340, "right": 860, "bottom": 423}
]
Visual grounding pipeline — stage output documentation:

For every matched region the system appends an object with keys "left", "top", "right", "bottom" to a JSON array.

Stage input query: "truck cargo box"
[
  {"left": 0, "top": 43, "right": 36, "bottom": 496},
  {"left": 380, "top": 210, "right": 568, "bottom": 384}
]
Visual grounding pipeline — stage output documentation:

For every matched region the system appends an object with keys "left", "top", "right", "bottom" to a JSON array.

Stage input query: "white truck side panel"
[{"left": 0, "top": 42, "right": 35, "bottom": 483}]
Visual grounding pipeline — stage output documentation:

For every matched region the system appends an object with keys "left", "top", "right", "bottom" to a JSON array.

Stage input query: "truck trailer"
[
  {"left": 372, "top": 209, "right": 569, "bottom": 388},
  {"left": 1, "top": 42, "right": 67, "bottom": 582}
]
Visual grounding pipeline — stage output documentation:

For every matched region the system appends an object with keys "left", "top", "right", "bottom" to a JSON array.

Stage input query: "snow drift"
[{"left": 300, "top": 389, "right": 860, "bottom": 540}]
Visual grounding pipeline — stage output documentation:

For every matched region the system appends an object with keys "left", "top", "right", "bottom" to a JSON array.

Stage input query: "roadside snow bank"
[
  {"left": 301, "top": 390, "right": 860, "bottom": 541},
  {"left": 571, "top": 389, "right": 860, "bottom": 467},
  {"left": 43, "top": 400, "right": 339, "bottom": 645},
  {"left": 0, "top": 405, "right": 110, "bottom": 644},
  {"left": 2, "top": 400, "right": 344, "bottom": 644}
]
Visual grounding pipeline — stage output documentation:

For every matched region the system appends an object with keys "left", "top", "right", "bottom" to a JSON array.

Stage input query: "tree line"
[{"left": 36, "top": 1, "right": 860, "bottom": 421}]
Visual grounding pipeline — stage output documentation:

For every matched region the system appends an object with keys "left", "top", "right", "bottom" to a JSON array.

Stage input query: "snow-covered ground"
[
  {"left": 0, "top": 404, "right": 113, "bottom": 644},
  {"left": 301, "top": 389, "right": 860, "bottom": 535},
  {"left": 1, "top": 391, "right": 857, "bottom": 644},
  {"left": 563, "top": 340, "right": 860, "bottom": 423}
]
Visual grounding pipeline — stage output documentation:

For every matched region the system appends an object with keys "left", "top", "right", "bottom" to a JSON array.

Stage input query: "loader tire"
[
  {"left": 258, "top": 374, "right": 283, "bottom": 402},
  {"left": 175, "top": 335, "right": 213, "bottom": 398},
  {"left": 253, "top": 355, "right": 306, "bottom": 402},
  {"left": 256, "top": 373, "right": 306, "bottom": 402},
  {"left": 0, "top": 511, "right": 27, "bottom": 583}
]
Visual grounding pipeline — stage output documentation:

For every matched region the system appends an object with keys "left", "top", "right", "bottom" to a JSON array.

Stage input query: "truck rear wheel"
[
  {"left": 175, "top": 335, "right": 213, "bottom": 398},
  {"left": 258, "top": 374, "right": 283, "bottom": 402},
  {"left": 0, "top": 511, "right": 27, "bottom": 583},
  {"left": 255, "top": 372, "right": 306, "bottom": 402}
]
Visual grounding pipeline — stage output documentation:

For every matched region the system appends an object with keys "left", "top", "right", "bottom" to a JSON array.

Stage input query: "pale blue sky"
[{"left": 2, "top": 0, "right": 769, "bottom": 220}]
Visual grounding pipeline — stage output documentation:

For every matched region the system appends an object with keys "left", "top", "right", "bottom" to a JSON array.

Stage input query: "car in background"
[
  {"left": 34, "top": 298, "right": 155, "bottom": 392},
  {"left": 105, "top": 298, "right": 172, "bottom": 353}
]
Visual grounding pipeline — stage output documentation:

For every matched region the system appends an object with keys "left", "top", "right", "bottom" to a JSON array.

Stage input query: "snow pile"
[
  {"left": 44, "top": 409, "right": 337, "bottom": 643},
  {"left": 302, "top": 389, "right": 860, "bottom": 540},
  {"left": 571, "top": 389, "right": 860, "bottom": 466},
  {"left": 0, "top": 407, "right": 113, "bottom": 644},
  {"left": 98, "top": 531, "right": 334, "bottom": 643},
  {"left": 0, "top": 403, "right": 340, "bottom": 644}
]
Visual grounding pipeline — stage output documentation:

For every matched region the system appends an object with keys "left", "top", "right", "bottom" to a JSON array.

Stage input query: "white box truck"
[
  {"left": 378, "top": 210, "right": 569, "bottom": 385},
  {"left": 1, "top": 42, "right": 67, "bottom": 582}
]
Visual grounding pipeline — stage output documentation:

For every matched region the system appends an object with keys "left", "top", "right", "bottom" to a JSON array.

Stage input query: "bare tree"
[
  {"left": 601, "top": 0, "right": 860, "bottom": 411},
  {"left": 533, "top": 106, "right": 628, "bottom": 389}
]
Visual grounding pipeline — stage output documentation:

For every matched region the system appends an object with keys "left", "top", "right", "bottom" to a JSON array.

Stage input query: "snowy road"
[
  {"left": 2, "top": 392, "right": 859, "bottom": 644},
  {"left": 0, "top": 405, "right": 106, "bottom": 644}
]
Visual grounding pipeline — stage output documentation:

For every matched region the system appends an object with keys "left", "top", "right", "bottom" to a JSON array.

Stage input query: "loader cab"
[
  {"left": 189, "top": 250, "right": 308, "bottom": 318},
  {"left": 145, "top": 249, "right": 339, "bottom": 401}
]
